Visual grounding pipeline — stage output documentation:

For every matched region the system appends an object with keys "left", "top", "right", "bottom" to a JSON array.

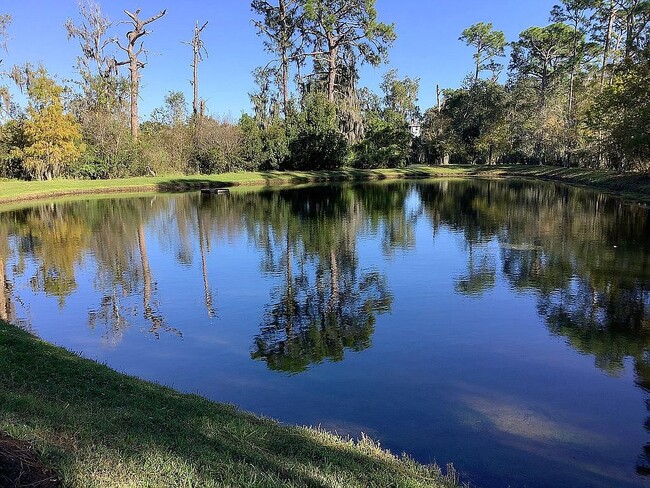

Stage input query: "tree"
[
  {"left": 380, "top": 69, "right": 420, "bottom": 121},
  {"left": 510, "top": 24, "right": 576, "bottom": 107},
  {"left": 252, "top": 0, "right": 301, "bottom": 119},
  {"left": 65, "top": 1, "right": 135, "bottom": 179},
  {"left": 591, "top": 46, "right": 650, "bottom": 170},
  {"left": 593, "top": 0, "right": 618, "bottom": 88},
  {"left": 150, "top": 91, "right": 189, "bottom": 127},
  {"left": 286, "top": 91, "right": 348, "bottom": 170},
  {"left": 0, "top": 14, "right": 11, "bottom": 118},
  {"left": 354, "top": 111, "right": 412, "bottom": 168},
  {"left": 615, "top": 0, "right": 650, "bottom": 59},
  {"left": 115, "top": 8, "right": 166, "bottom": 140},
  {"left": 185, "top": 20, "right": 208, "bottom": 118},
  {"left": 21, "top": 70, "right": 84, "bottom": 180},
  {"left": 550, "top": 0, "right": 594, "bottom": 120},
  {"left": 437, "top": 80, "right": 509, "bottom": 164},
  {"left": 65, "top": 1, "right": 116, "bottom": 83},
  {"left": 302, "top": 0, "right": 396, "bottom": 103},
  {"left": 460, "top": 22, "right": 507, "bottom": 82},
  {"left": 354, "top": 70, "right": 420, "bottom": 168}
]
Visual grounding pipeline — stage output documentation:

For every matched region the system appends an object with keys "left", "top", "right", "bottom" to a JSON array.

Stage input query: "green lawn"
[
  {"left": 475, "top": 165, "right": 650, "bottom": 204},
  {"left": 0, "top": 321, "right": 458, "bottom": 487},
  {"left": 0, "top": 167, "right": 468, "bottom": 204},
  {"left": 1, "top": 165, "right": 648, "bottom": 206}
]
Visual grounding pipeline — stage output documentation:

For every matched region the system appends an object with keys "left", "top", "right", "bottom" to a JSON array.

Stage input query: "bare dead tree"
[
  {"left": 115, "top": 8, "right": 166, "bottom": 140},
  {"left": 0, "top": 14, "right": 10, "bottom": 66},
  {"left": 65, "top": 1, "right": 114, "bottom": 79},
  {"left": 9, "top": 63, "right": 36, "bottom": 93},
  {"left": 0, "top": 14, "right": 11, "bottom": 116},
  {"left": 184, "top": 20, "right": 208, "bottom": 118}
]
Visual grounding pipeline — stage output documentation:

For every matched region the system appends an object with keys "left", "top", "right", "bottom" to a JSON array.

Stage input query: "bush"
[
  {"left": 190, "top": 117, "right": 248, "bottom": 174},
  {"left": 240, "top": 114, "right": 289, "bottom": 170},
  {"left": 353, "top": 114, "right": 412, "bottom": 169},
  {"left": 284, "top": 92, "right": 348, "bottom": 170}
]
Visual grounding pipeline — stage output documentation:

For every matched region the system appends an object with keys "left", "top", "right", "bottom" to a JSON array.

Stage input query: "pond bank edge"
[
  {"left": 1, "top": 165, "right": 648, "bottom": 207},
  {"left": 0, "top": 320, "right": 460, "bottom": 487}
]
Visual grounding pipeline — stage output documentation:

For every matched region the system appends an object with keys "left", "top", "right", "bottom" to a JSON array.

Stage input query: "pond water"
[{"left": 1, "top": 179, "right": 649, "bottom": 487}]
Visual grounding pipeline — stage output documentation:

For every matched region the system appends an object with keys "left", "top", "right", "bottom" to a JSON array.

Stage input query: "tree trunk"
[
  {"left": 327, "top": 39, "right": 338, "bottom": 102},
  {"left": 600, "top": 0, "right": 615, "bottom": 91},
  {"left": 568, "top": 20, "right": 578, "bottom": 121},
  {"left": 280, "top": 0, "right": 289, "bottom": 118},
  {"left": 193, "top": 46, "right": 200, "bottom": 117},
  {"left": 129, "top": 56, "right": 139, "bottom": 140},
  {"left": 138, "top": 224, "right": 152, "bottom": 318},
  {"left": 625, "top": 11, "right": 635, "bottom": 59},
  {"left": 0, "top": 259, "right": 7, "bottom": 321}
]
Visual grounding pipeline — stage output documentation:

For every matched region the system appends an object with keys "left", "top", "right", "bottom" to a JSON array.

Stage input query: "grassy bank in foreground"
[
  {"left": 0, "top": 165, "right": 648, "bottom": 206},
  {"left": 0, "top": 321, "right": 458, "bottom": 487}
]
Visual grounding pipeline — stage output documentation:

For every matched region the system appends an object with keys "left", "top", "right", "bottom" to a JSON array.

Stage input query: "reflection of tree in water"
[
  {"left": 454, "top": 242, "right": 496, "bottom": 297},
  {"left": 419, "top": 179, "right": 650, "bottom": 478},
  {"left": 0, "top": 223, "right": 24, "bottom": 326},
  {"left": 2, "top": 179, "right": 648, "bottom": 473},
  {"left": 83, "top": 199, "right": 183, "bottom": 343},
  {"left": 253, "top": 257, "right": 392, "bottom": 373},
  {"left": 249, "top": 185, "right": 396, "bottom": 373},
  {"left": 536, "top": 276, "right": 650, "bottom": 474},
  {"left": 0, "top": 198, "right": 185, "bottom": 344}
]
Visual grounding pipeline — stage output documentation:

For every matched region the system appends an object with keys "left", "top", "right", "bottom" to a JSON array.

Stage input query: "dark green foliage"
[
  {"left": 590, "top": 48, "right": 650, "bottom": 171},
  {"left": 0, "top": 120, "right": 27, "bottom": 179},
  {"left": 285, "top": 92, "right": 348, "bottom": 170},
  {"left": 354, "top": 114, "right": 412, "bottom": 168},
  {"left": 239, "top": 114, "right": 290, "bottom": 170},
  {"left": 423, "top": 80, "right": 508, "bottom": 164}
]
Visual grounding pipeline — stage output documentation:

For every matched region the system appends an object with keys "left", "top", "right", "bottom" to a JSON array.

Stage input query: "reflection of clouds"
[
  {"left": 459, "top": 393, "right": 604, "bottom": 446},
  {"left": 457, "top": 390, "right": 640, "bottom": 486},
  {"left": 497, "top": 430, "right": 638, "bottom": 487}
]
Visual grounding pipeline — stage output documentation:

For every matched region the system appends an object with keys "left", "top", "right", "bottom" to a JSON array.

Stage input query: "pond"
[{"left": 1, "top": 179, "right": 649, "bottom": 487}]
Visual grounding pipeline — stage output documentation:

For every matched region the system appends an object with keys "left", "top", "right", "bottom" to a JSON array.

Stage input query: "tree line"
[{"left": 0, "top": 0, "right": 648, "bottom": 181}]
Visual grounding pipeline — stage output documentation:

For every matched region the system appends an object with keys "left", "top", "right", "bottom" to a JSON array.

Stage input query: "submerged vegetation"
[{"left": 0, "top": 0, "right": 648, "bottom": 181}]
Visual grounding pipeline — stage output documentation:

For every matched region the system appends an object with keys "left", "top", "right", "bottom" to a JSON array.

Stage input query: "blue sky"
[{"left": 3, "top": 0, "right": 557, "bottom": 119}]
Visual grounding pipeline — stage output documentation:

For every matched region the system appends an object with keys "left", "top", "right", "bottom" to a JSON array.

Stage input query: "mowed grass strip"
[
  {"left": 0, "top": 167, "right": 467, "bottom": 204},
  {"left": 473, "top": 165, "right": 650, "bottom": 204},
  {"left": 0, "top": 321, "right": 459, "bottom": 487},
  {"left": 1, "top": 165, "right": 647, "bottom": 207}
]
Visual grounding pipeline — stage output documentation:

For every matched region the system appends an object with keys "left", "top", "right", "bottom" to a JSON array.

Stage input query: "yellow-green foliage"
[{"left": 21, "top": 70, "right": 84, "bottom": 180}]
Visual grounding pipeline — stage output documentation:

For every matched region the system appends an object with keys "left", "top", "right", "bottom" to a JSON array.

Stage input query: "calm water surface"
[{"left": 1, "top": 179, "right": 649, "bottom": 487}]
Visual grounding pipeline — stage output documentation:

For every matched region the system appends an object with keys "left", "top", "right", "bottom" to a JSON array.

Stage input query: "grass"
[
  {"left": 1, "top": 165, "right": 648, "bottom": 206},
  {"left": 0, "top": 320, "right": 459, "bottom": 487},
  {"left": 0, "top": 167, "right": 467, "bottom": 205},
  {"left": 474, "top": 165, "right": 650, "bottom": 204}
]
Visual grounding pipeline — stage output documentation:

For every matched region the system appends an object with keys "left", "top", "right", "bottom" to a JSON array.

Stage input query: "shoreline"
[
  {"left": 0, "top": 320, "right": 458, "bottom": 487},
  {"left": 1, "top": 165, "right": 648, "bottom": 207}
]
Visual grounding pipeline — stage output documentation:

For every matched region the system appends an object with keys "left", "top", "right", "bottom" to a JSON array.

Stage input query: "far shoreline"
[{"left": 1, "top": 165, "right": 648, "bottom": 207}]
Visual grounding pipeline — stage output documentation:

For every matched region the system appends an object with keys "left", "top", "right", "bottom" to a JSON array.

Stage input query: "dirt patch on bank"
[{"left": 0, "top": 433, "right": 61, "bottom": 487}]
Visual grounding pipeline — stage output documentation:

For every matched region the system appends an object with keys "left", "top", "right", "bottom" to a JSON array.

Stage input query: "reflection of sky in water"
[{"left": 1, "top": 180, "right": 649, "bottom": 488}]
